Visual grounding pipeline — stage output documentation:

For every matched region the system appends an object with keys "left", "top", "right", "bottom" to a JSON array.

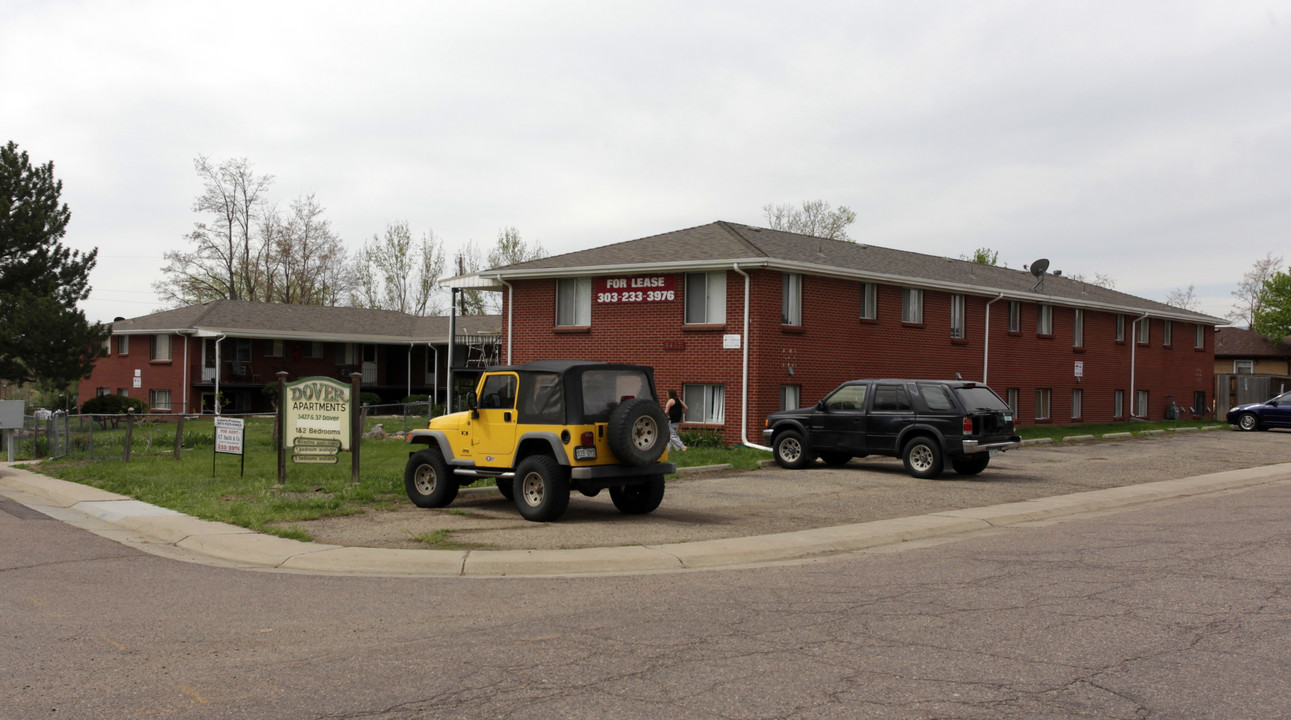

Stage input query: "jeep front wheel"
[
  {"left": 773, "top": 430, "right": 815, "bottom": 469},
  {"left": 513, "top": 455, "right": 570, "bottom": 522},
  {"left": 608, "top": 398, "right": 669, "bottom": 466},
  {"left": 902, "top": 437, "right": 944, "bottom": 479},
  {"left": 405, "top": 449, "right": 458, "bottom": 508},
  {"left": 610, "top": 475, "right": 666, "bottom": 515}
]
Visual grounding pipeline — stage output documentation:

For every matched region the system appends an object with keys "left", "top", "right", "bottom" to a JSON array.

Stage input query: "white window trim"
[
  {"left": 151, "top": 334, "right": 171, "bottom": 361},
  {"left": 1163, "top": 320, "right": 1172, "bottom": 346},
  {"left": 1137, "top": 318, "right": 1150, "bottom": 344},
  {"left": 1008, "top": 302, "right": 1020, "bottom": 333},
  {"left": 901, "top": 288, "right": 923, "bottom": 324},
  {"left": 782, "top": 273, "right": 802, "bottom": 326},
  {"left": 1073, "top": 309, "right": 1084, "bottom": 347},
  {"left": 556, "top": 277, "right": 592, "bottom": 327},
  {"left": 685, "top": 271, "right": 726, "bottom": 325},
  {"left": 950, "top": 294, "right": 965, "bottom": 339},
  {"left": 1195, "top": 325, "right": 1205, "bottom": 349},
  {"left": 1234, "top": 359, "right": 1254, "bottom": 374},
  {"left": 1037, "top": 304, "right": 1053, "bottom": 335},
  {"left": 1071, "top": 388, "right": 1083, "bottom": 419},
  {"left": 1035, "top": 388, "right": 1051, "bottom": 420},
  {"left": 860, "top": 283, "right": 877, "bottom": 320},
  {"left": 683, "top": 383, "right": 725, "bottom": 424}
]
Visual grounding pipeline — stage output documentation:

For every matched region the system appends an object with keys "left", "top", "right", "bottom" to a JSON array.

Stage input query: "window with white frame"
[
  {"left": 860, "top": 283, "right": 878, "bottom": 319},
  {"left": 556, "top": 277, "right": 591, "bottom": 326},
  {"left": 780, "top": 385, "right": 800, "bottom": 411},
  {"left": 901, "top": 288, "right": 923, "bottom": 323},
  {"left": 1234, "top": 359, "right": 1254, "bottom": 374},
  {"left": 1137, "top": 318, "right": 1150, "bottom": 344},
  {"left": 1037, "top": 304, "right": 1053, "bottom": 335},
  {"left": 1071, "top": 388, "right": 1083, "bottom": 419},
  {"left": 1006, "top": 388, "right": 1019, "bottom": 416},
  {"left": 1136, "top": 389, "right": 1149, "bottom": 417},
  {"left": 335, "top": 342, "right": 357, "bottom": 365},
  {"left": 266, "top": 339, "right": 284, "bottom": 357},
  {"left": 1114, "top": 389, "right": 1125, "bottom": 418},
  {"left": 1194, "top": 325, "right": 1205, "bottom": 349},
  {"left": 1163, "top": 320, "right": 1172, "bottom": 346},
  {"left": 684, "top": 271, "right": 726, "bottom": 325},
  {"left": 782, "top": 273, "right": 802, "bottom": 326},
  {"left": 683, "top": 384, "right": 725, "bottom": 424},
  {"left": 151, "top": 334, "right": 171, "bottom": 361},
  {"left": 118, "top": 335, "right": 130, "bottom": 355},
  {"left": 1035, "top": 389, "right": 1051, "bottom": 420},
  {"left": 1073, "top": 309, "right": 1084, "bottom": 347},
  {"left": 149, "top": 389, "right": 172, "bottom": 411},
  {"left": 1116, "top": 314, "right": 1126, "bottom": 342},
  {"left": 950, "top": 294, "right": 966, "bottom": 338},
  {"left": 1008, "top": 301, "right": 1021, "bottom": 333}
]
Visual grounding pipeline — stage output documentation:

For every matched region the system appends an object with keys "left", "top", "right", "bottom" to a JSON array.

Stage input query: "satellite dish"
[{"left": 1029, "top": 259, "right": 1050, "bottom": 277}]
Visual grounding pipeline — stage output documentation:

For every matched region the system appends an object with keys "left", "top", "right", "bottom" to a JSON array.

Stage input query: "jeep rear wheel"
[
  {"left": 610, "top": 475, "right": 666, "bottom": 515},
  {"left": 608, "top": 398, "right": 669, "bottom": 466},
  {"left": 513, "top": 455, "right": 570, "bottom": 522},
  {"left": 405, "top": 449, "right": 458, "bottom": 508},
  {"left": 902, "top": 437, "right": 944, "bottom": 479},
  {"left": 773, "top": 430, "right": 815, "bottom": 469}
]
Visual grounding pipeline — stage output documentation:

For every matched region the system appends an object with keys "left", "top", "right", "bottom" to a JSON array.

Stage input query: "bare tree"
[
  {"left": 262, "top": 194, "right": 350, "bottom": 305},
  {"left": 1069, "top": 272, "right": 1117, "bottom": 290},
  {"left": 454, "top": 240, "right": 489, "bottom": 316},
  {"left": 348, "top": 221, "right": 446, "bottom": 315},
  {"left": 1164, "top": 284, "right": 1201, "bottom": 312},
  {"left": 481, "top": 227, "right": 545, "bottom": 313},
  {"left": 154, "top": 156, "right": 273, "bottom": 305},
  {"left": 1228, "top": 252, "right": 1284, "bottom": 328},
  {"left": 763, "top": 200, "right": 857, "bottom": 241}
]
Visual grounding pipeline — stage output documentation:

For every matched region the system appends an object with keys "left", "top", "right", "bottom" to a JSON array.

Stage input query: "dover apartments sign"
[{"left": 283, "top": 377, "right": 353, "bottom": 451}]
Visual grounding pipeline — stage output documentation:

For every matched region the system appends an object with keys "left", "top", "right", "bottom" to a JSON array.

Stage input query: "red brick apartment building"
[
  {"left": 79, "top": 301, "right": 500, "bottom": 414},
  {"left": 458, "top": 221, "right": 1221, "bottom": 446}
]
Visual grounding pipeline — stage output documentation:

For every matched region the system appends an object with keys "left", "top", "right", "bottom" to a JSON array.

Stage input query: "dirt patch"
[{"left": 281, "top": 430, "right": 1291, "bottom": 551}]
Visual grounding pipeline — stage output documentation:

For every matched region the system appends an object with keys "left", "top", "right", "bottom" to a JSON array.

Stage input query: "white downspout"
[
  {"left": 1130, "top": 312, "right": 1148, "bottom": 417},
  {"left": 182, "top": 332, "right": 190, "bottom": 413},
  {"left": 500, "top": 277, "right": 514, "bottom": 365},
  {"left": 214, "top": 335, "right": 225, "bottom": 416},
  {"left": 733, "top": 263, "right": 771, "bottom": 451},
  {"left": 983, "top": 293, "right": 1005, "bottom": 386}
]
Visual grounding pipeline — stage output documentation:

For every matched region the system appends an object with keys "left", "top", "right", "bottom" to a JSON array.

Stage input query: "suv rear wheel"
[
  {"left": 513, "top": 455, "right": 570, "bottom": 522},
  {"left": 405, "top": 449, "right": 458, "bottom": 508},
  {"left": 901, "top": 437, "right": 944, "bottom": 479},
  {"left": 773, "top": 430, "right": 815, "bottom": 469},
  {"left": 951, "top": 455, "right": 990, "bottom": 476},
  {"left": 608, "top": 398, "right": 669, "bottom": 466},
  {"left": 609, "top": 475, "right": 666, "bottom": 515}
]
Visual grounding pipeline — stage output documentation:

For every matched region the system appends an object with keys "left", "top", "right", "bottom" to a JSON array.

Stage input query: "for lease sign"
[
  {"left": 214, "top": 416, "right": 244, "bottom": 455},
  {"left": 283, "top": 377, "right": 352, "bottom": 451},
  {"left": 593, "top": 275, "right": 676, "bottom": 304}
]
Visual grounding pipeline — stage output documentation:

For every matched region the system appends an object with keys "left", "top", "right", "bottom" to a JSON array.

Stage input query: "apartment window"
[
  {"left": 684, "top": 272, "right": 726, "bottom": 325},
  {"left": 1071, "top": 388, "right": 1083, "bottom": 419},
  {"left": 1194, "top": 325, "right": 1205, "bottom": 349},
  {"left": 1116, "top": 314, "right": 1126, "bottom": 342},
  {"left": 1008, "top": 301, "right": 1020, "bottom": 333},
  {"left": 266, "top": 340, "right": 284, "bottom": 357},
  {"left": 556, "top": 277, "right": 591, "bottom": 326},
  {"left": 1163, "top": 320, "right": 1172, "bottom": 347},
  {"left": 117, "top": 388, "right": 129, "bottom": 397},
  {"left": 950, "top": 294, "right": 966, "bottom": 339},
  {"left": 304, "top": 341, "right": 323, "bottom": 359},
  {"left": 1006, "top": 388, "right": 1019, "bottom": 416},
  {"left": 1037, "top": 304, "right": 1053, "bottom": 335},
  {"left": 683, "top": 384, "right": 725, "bottom": 424},
  {"left": 780, "top": 385, "right": 800, "bottom": 411},
  {"left": 860, "top": 283, "right": 878, "bottom": 320},
  {"left": 151, "top": 334, "right": 171, "bottom": 361},
  {"left": 782, "top": 273, "right": 802, "bottom": 326},
  {"left": 118, "top": 335, "right": 130, "bottom": 355},
  {"left": 235, "top": 338, "right": 252, "bottom": 362},
  {"left": 1073, "top": 309, "right": 1084, "bottom": 347},
  {"left": 1114, "top": 390, "right": 1125, "bottom": 418},
  {"left": 149, "top": 389, "right": 171, "bottom": 411},
  {"left": 901, "top": 288, "right": 923, "bottom": 324},
  {"left": 1035, "top": 389, "right": 1051, "bottom": 420},
  {"left": 1234, "top": 359, "right": 1254, "bottom": 374},
  {"left": 1137, "top": 318, "right": 1150, "bottom": 344},
  {"left": 1136, "top": 390, "right": 1150, "bottom": 418},
  {"left": 335, "top": 343, "right": 358, "bottom": 365}
]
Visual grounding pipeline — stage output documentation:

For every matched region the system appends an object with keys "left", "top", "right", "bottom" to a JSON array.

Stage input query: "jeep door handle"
[{"left": 504, "top": 412, "right": 512, "bottom": 422}]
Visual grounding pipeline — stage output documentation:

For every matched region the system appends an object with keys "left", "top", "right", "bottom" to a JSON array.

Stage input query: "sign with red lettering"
[{"left": 593, "top": 275, "right": 676, "bottom": 304}]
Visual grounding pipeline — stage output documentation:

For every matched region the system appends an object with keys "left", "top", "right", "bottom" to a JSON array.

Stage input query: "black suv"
[{"left": 763, "top": 379, "right": 1021, "bottom": 479}]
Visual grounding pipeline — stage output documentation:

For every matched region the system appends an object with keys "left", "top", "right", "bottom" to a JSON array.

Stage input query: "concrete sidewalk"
[{"left": 3, "top": 461, "right": 1289, "bottom": 577}]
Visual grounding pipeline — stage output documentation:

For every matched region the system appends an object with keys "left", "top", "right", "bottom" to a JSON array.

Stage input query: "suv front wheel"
[
  {"left": 773, "top": 430, "right": 816, "bottom": 469},
  {"left": 513, "top": 455, "right": 571, "bottom": 522},
  {"left": 901, "top": 437, "right": 944, "bottom": 479}
]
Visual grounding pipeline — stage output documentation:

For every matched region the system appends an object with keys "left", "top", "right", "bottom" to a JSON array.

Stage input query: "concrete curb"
[{"left": 3, "top": 461, "right": 1288, "bottom": 578}]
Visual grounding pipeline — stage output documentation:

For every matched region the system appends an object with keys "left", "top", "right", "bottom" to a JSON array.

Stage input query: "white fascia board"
[{"left": 190, "top": 328, "right": 438, "bottom": 344}]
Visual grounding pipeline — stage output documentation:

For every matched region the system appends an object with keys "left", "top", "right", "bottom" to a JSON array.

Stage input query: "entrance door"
[
  {"left": 203, "top": 339, "right": 217, "bottom": 382},
  {"left": 361, "top": 345, "right": 378, "bottom": 384}
]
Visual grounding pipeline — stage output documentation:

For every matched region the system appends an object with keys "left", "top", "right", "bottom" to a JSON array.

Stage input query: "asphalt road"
[{"left": 3, "top": 454, "right": 1289, "bottom": 718}]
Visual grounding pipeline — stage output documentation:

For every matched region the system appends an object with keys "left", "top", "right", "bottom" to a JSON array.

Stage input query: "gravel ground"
[{"left": 281, "top": 428, "right": 1291, "bottom": 551}]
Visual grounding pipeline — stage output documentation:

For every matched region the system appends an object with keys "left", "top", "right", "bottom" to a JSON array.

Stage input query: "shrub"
[
  {"left": 82, "top": 394, "right": 148, "bottom": 415},
  {"left": 402, "top": 394, "right": 430, "bottom": 404},
  {"left": 679, "top": 428, "right": 726, "bottom": 449},
  {"left": 359, "top": 392, "right": 382, "bottom": 407}
]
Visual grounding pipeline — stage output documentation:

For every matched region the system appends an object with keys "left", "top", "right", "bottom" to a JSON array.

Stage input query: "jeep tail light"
[
  {"left": 963, "top": 417, "right": 974, "bottom": 434},
  {"left": 581, "top": 431, "right": 595, "bottom": 446}
]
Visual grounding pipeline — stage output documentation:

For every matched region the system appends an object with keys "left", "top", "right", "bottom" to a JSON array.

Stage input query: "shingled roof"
[
  {"left": 467, "top": 221, "right": 1222, "bottom": 324},
  {"left": 109, "top": 300, "right": 500, "bottom": 342},
  {"left": 1215, "top": 327, "right": 1291, "bottom": 358}
]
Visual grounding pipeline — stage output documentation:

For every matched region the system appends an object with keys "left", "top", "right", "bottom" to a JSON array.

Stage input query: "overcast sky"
[{"left": 5, "top": 0, "right": 1289, "bottom": 324}]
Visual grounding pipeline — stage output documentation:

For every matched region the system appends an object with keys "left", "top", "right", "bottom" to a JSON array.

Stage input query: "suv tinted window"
[
  {"left": 873, "top": 384, "right": 912, "bottom": 412},
  {"left": 581, "top": 369, "right": 651, "bottom": 421},
  {"left": 824, "top": 384, "right": 868, "bottom": 411},
  {"left": 479, "top": 374, "right": 517, "bottom": 409},
  {"left": 956, "top": 387, "right": 1011, "bottom": 412},
  {"left": 917, "top": 383, "right": 957, "bottom": 412},
  {"left": 518, "top": 372, "right": 564, "bottom": 423}
]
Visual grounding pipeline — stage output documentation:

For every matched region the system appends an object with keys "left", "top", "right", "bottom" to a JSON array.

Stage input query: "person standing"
[{"left": 665, "top": 389, "right": 688, "bottom": 451}]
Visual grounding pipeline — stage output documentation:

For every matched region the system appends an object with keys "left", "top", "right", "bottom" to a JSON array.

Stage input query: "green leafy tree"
[
  {"left": 1251, "top": 270, "right": 1291, "bottom": 340},
  {"left": 763, "top": 200, "right": 857, "bottom": 241},
  {"left": 0, "top": 141, "right": 106, "bottom": 387},
  {"left": 961, "top": 248, "right": 1000, "bottom": 266}
]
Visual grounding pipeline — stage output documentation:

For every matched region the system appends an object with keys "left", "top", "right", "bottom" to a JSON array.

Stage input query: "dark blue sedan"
[{"left": 1227, "top": 390, "right": 1291, "bottom": 431}]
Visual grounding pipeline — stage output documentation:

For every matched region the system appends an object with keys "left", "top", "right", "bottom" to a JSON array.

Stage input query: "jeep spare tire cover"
[{"left": 608, "top": 398, "right": 669, "bottom": 466}]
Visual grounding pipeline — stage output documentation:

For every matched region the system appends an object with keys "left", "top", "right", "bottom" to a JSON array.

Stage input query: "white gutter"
[
  {"left": 182, "top": 331, "right": 190, "bottom": 413},
  {"left": 732, "top": 263, "right": 772, "bottom": 451},
  {"left": 500, "top": 277, "right": 514, "bottom": 364},
  {"left": 1130, "top": 312, "right": 1149, "bottom": 417},
  {"left": 983, "top": 293, "right": 1005, "bottom": 386},
  {"left": 214, "top": 335, "right": 225, "bottom": 416}
]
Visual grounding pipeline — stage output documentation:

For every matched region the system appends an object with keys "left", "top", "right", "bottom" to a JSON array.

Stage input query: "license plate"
[
  {"left": 988, "top": 448, "right": 1002, "bottom": 458},
  {"left": 1004, "top": 414, "right": 1013, "bottom": 424},
  {"left": 574, "top": 446, "right": 597, "bottom": 460}
]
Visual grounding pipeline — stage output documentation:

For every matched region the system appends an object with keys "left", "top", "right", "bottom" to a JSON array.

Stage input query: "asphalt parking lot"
[{"left": 291, "top": 428, "right": 1291, "bottom": 551}]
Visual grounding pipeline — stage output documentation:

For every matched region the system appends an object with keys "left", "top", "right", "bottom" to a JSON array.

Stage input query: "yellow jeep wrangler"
[{"left": 404, "top": 361, "right": 675, "bottom": 522}]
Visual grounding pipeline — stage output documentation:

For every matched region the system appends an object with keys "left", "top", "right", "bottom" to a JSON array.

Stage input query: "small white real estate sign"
[
  {"left": 214, "top": 416, "right": 244, "bottom": 455},
  {"left": 283, "top": 377, "right": 352, "bottom": 464}
]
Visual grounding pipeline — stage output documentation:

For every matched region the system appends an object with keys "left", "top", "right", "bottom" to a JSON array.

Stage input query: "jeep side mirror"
[{"left": 467, "top": 391, "right": 479, "bottom": 418}]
